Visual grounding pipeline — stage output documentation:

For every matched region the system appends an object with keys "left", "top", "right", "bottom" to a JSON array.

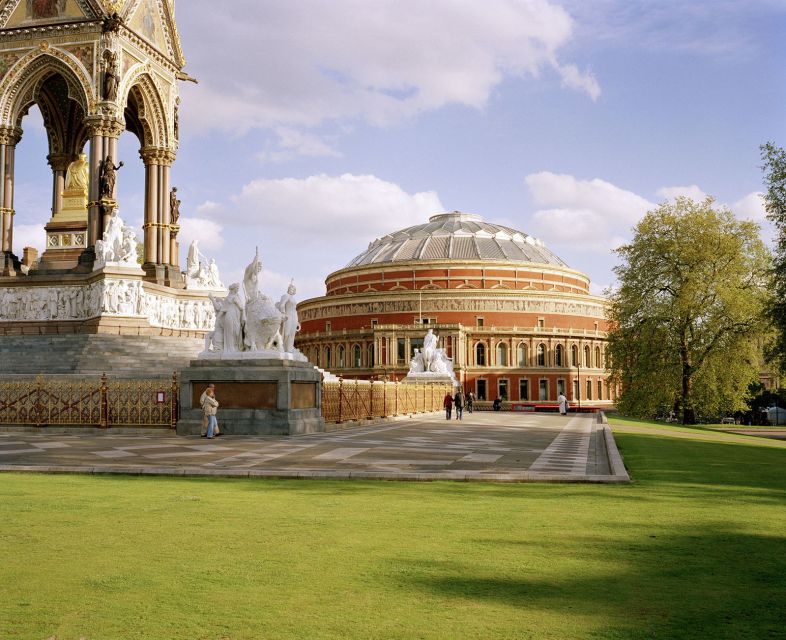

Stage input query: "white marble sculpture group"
[
  {"left": 185, "top": 240, "right": 224, "bottom": 291},
  {"left": 201, "top": 249, "right": 305, "bottom": 361},
  {"left": 93, "top": 213, "right": 140, "bottom": 270},
  {"left": 407, "top": 328, "right": 456, "bottom": 381}
]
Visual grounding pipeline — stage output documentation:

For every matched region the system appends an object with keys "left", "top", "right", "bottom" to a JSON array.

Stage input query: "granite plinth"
[{"left": 177, "top": 357, "right": 324, "bottom": 436}]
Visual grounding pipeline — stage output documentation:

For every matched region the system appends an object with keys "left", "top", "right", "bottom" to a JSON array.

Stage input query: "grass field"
[{"left": 1, "top": 419, "right": 785, "bottom": 639}]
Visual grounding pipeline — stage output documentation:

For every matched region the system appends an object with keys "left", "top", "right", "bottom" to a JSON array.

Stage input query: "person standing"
[
  {"left": 558, "top": 392, "right": 569, "bottom": 416},
  {"left": 454, "top": 389, "right": 464, "bottom": 420},
  {"left": 466, "top": 391, "right": 474, "bottom": 414},
  {"left": 199, "top": 384, "right": 221, "bottom": 437},
  {"left": 201, "top": 386, "right": 220, "bottom": 439},
  {"left": 443, "top": 392, "right": 453, "bottom": 419}
]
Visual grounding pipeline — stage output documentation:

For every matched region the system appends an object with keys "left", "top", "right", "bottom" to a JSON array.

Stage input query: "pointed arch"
[
  {"left": 119, "top": 65, "right": 170, "bottom": 148},
  {"left": 0, "top": 49, "right": 94, "bottom": 128}
]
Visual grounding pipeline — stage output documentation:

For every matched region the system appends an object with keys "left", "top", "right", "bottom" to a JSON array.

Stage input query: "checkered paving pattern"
[{"left": 0, "top": 412, "right": 612, "bottom": 480}]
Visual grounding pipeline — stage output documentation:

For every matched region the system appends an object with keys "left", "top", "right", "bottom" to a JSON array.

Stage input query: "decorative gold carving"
[
  {"left": 84, "top": 115, "right": 124, "bottom": 137},
  {"left": 0, "top": 125, "right": 22, "bottom": 145},
  {"left": 0, "top": 47, "right": 96, "bottom": 125},
  {"left": 139, "top": 146, "right": 175, "bottom": 165}
]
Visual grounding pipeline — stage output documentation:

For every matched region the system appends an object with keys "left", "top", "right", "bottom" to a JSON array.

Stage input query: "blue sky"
[{"left": 12, "top": 0, "right": 786, "bottom": 299}]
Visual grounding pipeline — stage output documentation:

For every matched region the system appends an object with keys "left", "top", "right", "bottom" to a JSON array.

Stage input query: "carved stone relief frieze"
[{"left": 0, "top": 278, "right": 216, "bottom": 331}]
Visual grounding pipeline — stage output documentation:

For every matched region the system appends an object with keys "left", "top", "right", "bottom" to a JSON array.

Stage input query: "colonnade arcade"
[
  {"left": 0, "top": 0, "right": 186, "bottom": 286},
  {"left": 0, "top": 53, "right": 178, "bottom": 283}
]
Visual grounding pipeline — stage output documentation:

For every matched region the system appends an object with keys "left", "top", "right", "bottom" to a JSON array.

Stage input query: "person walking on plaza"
[
  {"left": 199, "top": 384, "right": 221, "bottom": 437},
  {"left": 454, "top": 389, "right": 464, "bottom": 420},
  {"left": 466, "top": 391, "right": 474, "bottom": 414},
  {"left": 443, "top": 392, "right": 453, "bottom": 419},
  {"left": 558, "top": 391, "right": 569, "bottom": 416},
  {"left": 201, "top": 386, "right": 220, "bottom": 439},
  {"left": 493, "top": 397, "right": 502, "bottom": 411}
]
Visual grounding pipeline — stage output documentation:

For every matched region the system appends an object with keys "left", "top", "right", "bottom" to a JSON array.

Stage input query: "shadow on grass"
[{"left": 404, "top": 525, "right": 786, "bottom": 639}]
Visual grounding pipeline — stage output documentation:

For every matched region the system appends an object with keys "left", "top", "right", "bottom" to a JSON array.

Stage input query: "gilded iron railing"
[
  {"left": 0, "top": 373, "right": 178, "bottom": 428},
  {"left": 321, "top": 379, "right": 453, "bottom": 424}
]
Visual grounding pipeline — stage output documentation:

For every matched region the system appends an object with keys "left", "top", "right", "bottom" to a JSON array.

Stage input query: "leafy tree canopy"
[{"left": 607, "top": 197, "right": 770, "bottom": 424}]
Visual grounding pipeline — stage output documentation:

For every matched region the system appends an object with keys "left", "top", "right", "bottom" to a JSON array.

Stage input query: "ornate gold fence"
[
  {"left": 321, "top": 379, "right": 453, "bottom": 424},
  {"left": 0, "top": 374, "right": 179, "bottom": 428}
]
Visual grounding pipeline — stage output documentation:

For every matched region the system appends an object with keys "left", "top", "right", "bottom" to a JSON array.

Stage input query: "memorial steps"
[{"left": 0, "top": 335, "right": 204, "bottom": 378}]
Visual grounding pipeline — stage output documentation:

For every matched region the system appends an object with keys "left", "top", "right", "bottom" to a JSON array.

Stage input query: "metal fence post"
[
  {"left": 338, "top": 377, "right": 343, "bottom": 423},
  {"left": 100, "top": 372, "right": 108, "bottom": 429},
  {"left": 171, "top": 371, "right": 178, "bottom": 430}
]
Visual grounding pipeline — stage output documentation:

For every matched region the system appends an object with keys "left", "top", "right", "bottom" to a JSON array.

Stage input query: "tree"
[
  {"left": 761, "top": 142, "right": 786, "bottom": 370},
  {"left": 607, "top": 197, "right": 770, "bottom": 424}
]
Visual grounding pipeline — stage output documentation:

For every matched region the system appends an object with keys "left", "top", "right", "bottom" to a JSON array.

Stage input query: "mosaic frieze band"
[{"left": 299, "top": 295, "right": 606, "bottom": 321}]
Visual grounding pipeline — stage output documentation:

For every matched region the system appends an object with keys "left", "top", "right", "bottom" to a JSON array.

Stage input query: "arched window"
[
  {"left": 338, "top": 345, "right": 345, "bottom": 368},
  {"left": 537, "top": 344, "right": 546, "bottom": 367},
  {"left": 555, "top": 344, "right": 564, "bottom": 367},
  {"left": 496, "top": 342, "right": 508, "bottom": 367},
  {"left": 595, "top": 346, "right": 602, "bottom": 369},
  {"left": 584, "top": 345, "right": 590, "bottom": 367},
  {"left": 571, "top": 345, "right": 579, "bottom": 367},
  {"left": 353, "top": 344, "right": 362, "bottom": 368},
  {"left": 324, "top": 347, "right": 331, "bottom": 369},
  {"left": 517, "top": 343, "right": 527, "bottom": 367},
  {"left": 368, "top": 343, "right": 374, "bottom": 367},
  {"left": 476, "top": 343, "right": 486, "bottom": 366}
]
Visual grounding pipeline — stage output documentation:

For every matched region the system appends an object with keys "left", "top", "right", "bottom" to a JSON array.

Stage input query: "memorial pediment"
[{"left": 0, "top": 0, "right": 100, "bottom": 29}]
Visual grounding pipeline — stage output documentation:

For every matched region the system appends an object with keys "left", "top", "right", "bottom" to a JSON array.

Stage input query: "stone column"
[
  {"left": 0, "top": 126, "right": 22, "bottom": 272},
  {"left": 84, "top": 117, "right": 124, "bottom": 251},
  {"left": 139, "top": 147, "right": 178, "bottom": 285},
  {"left": 47, "top": 153, "right": 70, "bottom": 218}
]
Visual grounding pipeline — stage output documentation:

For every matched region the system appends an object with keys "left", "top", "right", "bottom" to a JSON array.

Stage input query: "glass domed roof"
[{"left": 346, "top": 211, "right": 567, "bottom": 268}]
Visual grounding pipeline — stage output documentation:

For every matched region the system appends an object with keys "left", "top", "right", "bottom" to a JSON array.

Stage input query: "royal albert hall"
[{"left": 296, "top": 212, "right": 615, "bottom": 409}]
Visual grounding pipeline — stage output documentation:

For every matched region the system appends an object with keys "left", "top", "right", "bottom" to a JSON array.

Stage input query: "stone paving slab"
[{"left": 0, "top": 412, "right": 629, "bottom": 483}]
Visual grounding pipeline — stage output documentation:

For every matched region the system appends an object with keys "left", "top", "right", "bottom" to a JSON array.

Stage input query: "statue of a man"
[
  {"left": 243, "top": 247, "right": 262, "bottom": 305},
  {"left": 169, "top": 187, "right": 181, "bottom": 224},
  {"left": 276, "top": 280, "right": 300, "bottom": 353},
  {"left": 64, "top": 153, "right": 89, "bottom": 193},
  {"left": 99, "top": 155, "right": 123, "bottom": 199},
  {"left": 103, "top": 51, "right": 118, "bottom": 101}
]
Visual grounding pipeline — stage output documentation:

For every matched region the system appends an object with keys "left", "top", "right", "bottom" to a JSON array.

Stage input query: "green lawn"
[{"left": 2, "top": 421, "right": 785, "bottom": 639}]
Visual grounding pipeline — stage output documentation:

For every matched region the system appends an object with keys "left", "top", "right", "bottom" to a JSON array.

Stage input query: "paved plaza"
[{"left": 0, "top": 412, "right": 628, "bottom": 482}]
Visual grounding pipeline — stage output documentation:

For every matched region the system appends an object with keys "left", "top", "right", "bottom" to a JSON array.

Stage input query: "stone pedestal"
[
  {"left": 177, "top": 358, "right": 324, "bottom": 436},
  {"left": 403, "top": 373, "right": 457, "bottom": 386},
  {"left": 39, "top": 186, "right": 88, "bottom": 271}
]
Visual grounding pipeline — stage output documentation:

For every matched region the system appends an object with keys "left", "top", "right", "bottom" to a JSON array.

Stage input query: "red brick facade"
[{"left": 295, "top": 214, "right": 615, "bottom": 409}]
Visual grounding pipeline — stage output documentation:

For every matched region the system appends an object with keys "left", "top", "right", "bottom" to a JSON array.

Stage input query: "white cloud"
[
  {"left": 656, "top": 184, "right": 708, "bottom": 202},
  {"left": 731, "top": 191, "right": 766, "bottom": 221},
  {"left": 179, "top": 0, "right": 599, "bottom": 138},
  {"left": 526, "top": 171, "right": 653, "bottom": 251},
  {"left": 257, "top": 128, "right": 342, "bottom": 164},
  {"left": 13, "top": 224, "right": 45, "bottom": 254},
  {"left": 178, "top": 217, "right": 225, "bottom": 253},
  {"left": 193, "top": 174, "right": 444, "bottom": 299},
  {"left": 227, "top": 173, "right": 443, "bottom": 241},
  {"left": 556, "top": 63, "right": 601, "bottom": 101}
]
